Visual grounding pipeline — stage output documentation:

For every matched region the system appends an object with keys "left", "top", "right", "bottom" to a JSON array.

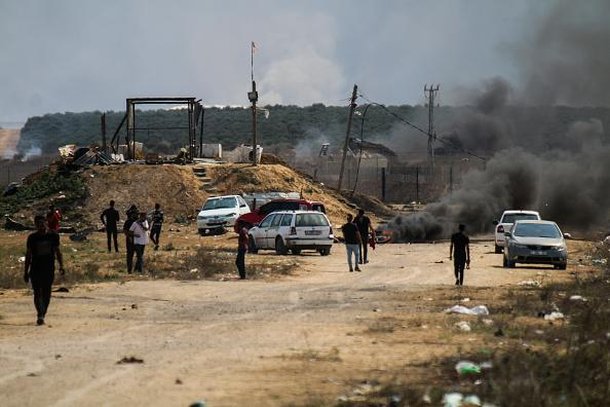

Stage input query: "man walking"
[
  {"left": 24, "top": 215, "right": 65, "bottom": 325},
  {"left": 100, "top": 200, "right": 120, "bottom": 253},
  {"left": 354, "top": 209, "right": 374, "bottom": 264},
  {"left": 149, "top": 203, "right": 164, "bottom": 251},
  {"left": 235, "top": 222, "right": 249, "bottom": 279},
  {"left": 449, "top": 224, "right": 470, "bottom": 286},
  {"left": 129, "top": 211, "right": 149, "bottom": 273},
  {"left": 123, "top": 206, "right": 138, "bottom": 273},
  {"left": 341, "top": 214, "right": 362, "bottom": 272}
]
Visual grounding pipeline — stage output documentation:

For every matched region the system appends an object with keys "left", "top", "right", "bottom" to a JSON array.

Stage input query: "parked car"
[
  {"left": 234, "top": 198, "right": 326, "bottom": 232},
  {"left": 197, "top": 195, "right": 250, "bottom": 235},
  {"left": 248, "top": 210, "right": 334, "bottom": 256},
  {"left": 493, "top": 210, "right": 541, "bottom": 253},
  {"left": 503, "top": 220, "right": 568, "bottom": 269}
]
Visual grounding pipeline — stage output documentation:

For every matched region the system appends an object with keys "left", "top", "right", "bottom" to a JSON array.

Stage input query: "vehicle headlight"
[
  {"left": 227, "top": 213, "right": 237, "bottom": 218},
  {"left": 554, "top": 245, "right": 566, "bottom": 252}
]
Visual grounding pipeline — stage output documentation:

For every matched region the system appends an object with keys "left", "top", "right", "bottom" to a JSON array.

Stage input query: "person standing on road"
[
  {"left": 341, "top": 214, "right": 362, "bottom": 272},
  {"left": 235, "top": 222, "right": 249, "bottom": 279},
  {"left": 449, "top": 224, "right": 470, "bottom": 286},
  {"left": 24, "top": 215, "right": 65, "bottom": 325},
  {"left": 354, "top": 209, "right": 374, "bottom": 264},
  {"left": 149, "top": 203, "right": 164, "bottom": 251},
  {"left": 129, "top": 211, "right": 149, "bottom": 273},
  {"left": 100, "top": 200, "right": 120, "bottom": 253},
  {"left": 46, "top": 204, "right": 62, "bottom": 232},
  {"left": 122, "top": 205, "right": 138, "bottom": 273}
]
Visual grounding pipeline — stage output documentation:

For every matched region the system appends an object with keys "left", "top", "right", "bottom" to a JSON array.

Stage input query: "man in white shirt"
[{"left": 129, "top": 211, "right": 149, "bottom": 273}]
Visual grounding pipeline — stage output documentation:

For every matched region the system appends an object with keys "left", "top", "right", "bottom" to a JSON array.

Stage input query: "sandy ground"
[{"left": 0, "top": 237, "right": 580, "bottom": 406}]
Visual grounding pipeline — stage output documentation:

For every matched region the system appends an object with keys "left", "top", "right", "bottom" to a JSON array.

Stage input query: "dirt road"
[{"left": 0, "top": 239, "right": 576, "bottom": 406}]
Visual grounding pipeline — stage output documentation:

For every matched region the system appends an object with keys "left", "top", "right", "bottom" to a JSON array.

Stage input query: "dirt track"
[{"left": 0, "top": 238, "right": 578, "bottom": 406}]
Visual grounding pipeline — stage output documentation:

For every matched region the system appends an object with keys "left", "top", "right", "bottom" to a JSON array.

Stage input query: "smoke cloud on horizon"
[{"left": 386, "top": 0, "right": 610, "bottom": 240}]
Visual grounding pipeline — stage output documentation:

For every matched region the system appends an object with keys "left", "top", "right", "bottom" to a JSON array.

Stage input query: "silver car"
[
  {"left": 503, "top": 220, "right": 568, "bottom": 269},
  {"left": 248, "top": 210, "right": 334, "bottom": 256}
]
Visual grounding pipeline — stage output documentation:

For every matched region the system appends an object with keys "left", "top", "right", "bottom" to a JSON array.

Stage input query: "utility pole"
[
  {"left": 248, "top": 41, "right": 259, "bottom": 166},
  {"left": 337, "top": 84, "right": 358, "bottom": 191},
  {"left": 424, "top": 84, "right": 439, "bottom": 167}
]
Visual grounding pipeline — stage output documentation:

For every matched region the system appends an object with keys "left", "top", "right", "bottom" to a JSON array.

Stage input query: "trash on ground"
[
  {"left": 518, "top": 280, "right": 541, "bottom": 287},
  {"left": 543, "top": 311, "right": 565, "bottom": 321},
  {"left": 455, "top": 361, "right": 481, "bottom": 375},
  {"left": 445, "top": 305, "right": 490, "bottom": 316},
  {"left": 52, "top": 287, "right": 69, "bottom": 293},
  {"left": 569, "top": 295, "right": 587, "bottom": 301},
  {"left": 455, "top": 321, "right": 472, "bottom": 332},
  {"left": 117, "top": 356, "right": 144, "bottom": 364}
]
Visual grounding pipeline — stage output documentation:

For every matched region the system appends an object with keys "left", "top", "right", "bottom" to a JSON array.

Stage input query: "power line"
[{"left": 358, "top": 93, "right": 487, "bottom": 161}]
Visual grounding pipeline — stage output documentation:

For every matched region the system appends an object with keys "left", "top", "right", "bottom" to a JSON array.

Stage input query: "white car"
[
  {"left": 197, "top": 195, "right": 250, "bottom": 235},
  {"left": 493, "top": 210, "right": 541, "bottom": 253},
  {"left": 503, "top": 220, "right": 568, "bottom": 269},
  {"left": 248, "top": 210, "right": 334, "bottom": 256}
]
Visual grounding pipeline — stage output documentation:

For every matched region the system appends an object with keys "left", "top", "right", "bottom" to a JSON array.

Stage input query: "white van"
[
  {"left": 197, "top": 195, "right": 250, "bottom": 235},
  {"left": 493, "top": 210, "right": 541, "bottom": 253}
]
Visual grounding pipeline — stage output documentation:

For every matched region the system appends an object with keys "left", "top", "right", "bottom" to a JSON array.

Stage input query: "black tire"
[
  {"left": 502, "top": 256, "right": 508, "bottom": 268},
  {"left": 495, "top": 245, "right": 503, "bottom": 254},
  {"left": 318, "top": 247, "right": 331, "bottom": 256},
  {"left": 275, "top": 236, "right": 288, "bottom": 255},
  {"left": 248, "top": 235, "right": 258, "bottom": 254},
  {"left": 291, "top": 248, "right": 301, "bottom": 255},
  {"left": 507, "top": 260, "right": 516, "bottom": 268},
  {"left": 557, "top": 263, "right": 567, "bottom": 270}
]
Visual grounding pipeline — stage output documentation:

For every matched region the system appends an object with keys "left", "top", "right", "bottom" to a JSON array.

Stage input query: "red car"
[{"left": 234, "top": 198, "right": 326, "bottom": 232}]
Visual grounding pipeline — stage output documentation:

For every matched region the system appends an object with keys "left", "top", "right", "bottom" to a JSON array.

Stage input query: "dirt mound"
[
  {"left": 83, "top": 165, "right": 207, "bottom": 224},
  {"left": 81, "top": 162, "right": 393, "bottom": 227}
]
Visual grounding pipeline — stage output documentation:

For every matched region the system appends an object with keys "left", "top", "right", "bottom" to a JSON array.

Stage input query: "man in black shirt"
[
  {"left": 341, "top": 214, "right": 362, "bottom": 272},
  {"left": 149, "top": 203, "right": 164, "bottom": 251},
  {"left": 101, "top": 200, "right": 120, "bottom": 253},
  {"left": 24, "top": 215, "right": 65, "bottom": 325},
  {"left": 449, "top": 224, "right": 470, "bottom": 286},
  {"left": 354, "top": 209, "right": 374, "bottom": 264}
]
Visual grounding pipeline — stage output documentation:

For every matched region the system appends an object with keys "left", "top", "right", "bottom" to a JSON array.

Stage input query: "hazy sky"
[{"left": 1, "top": 0, "right": 608, "bottom": 123}]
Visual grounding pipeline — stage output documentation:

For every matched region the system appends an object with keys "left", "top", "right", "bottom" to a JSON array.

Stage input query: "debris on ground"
[
  {"left": 518, "top": 280, "right": 541, "bottom": 287},
  {"left": 543, "top": 311, "right": 565, "bottom": 321},
  {"left": 445, "top": 305, "right": 490, "bottom": 316},
  {"left": 116, "top": 356, "right": 144, "bottom": 364},
  {"left": 455, "top": 321, "right": 472, "bottom": 332}
]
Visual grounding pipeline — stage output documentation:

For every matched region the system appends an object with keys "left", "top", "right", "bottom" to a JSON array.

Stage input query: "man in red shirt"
[
  {"left": 235, "top": 222, "right": 249, "bottom": 279},
  {"left": 46, "top": 204, "right": 62, "bottom": 232}
]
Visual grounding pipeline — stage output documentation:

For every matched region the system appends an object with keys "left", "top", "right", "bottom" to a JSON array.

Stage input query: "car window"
[
  {"left": 259, "top": 214, "right": 275, "bottom": 228},
  {"left": 237, "top": 196, "right": 248, "bottom": 207},
  {"left": 312, "top": 204, "right": 326, "bottom": 213},
  {"left": 271, "top": 214, "right": 282, "bottom": 227},
  {"left": 514, "top": 223, "right": 561, "bottom": 238},
  {"left": 502, "top": 213, "right": 539, "bottom": 223},
  {"left": 280, "top": 214, "right": 293, "bottom": 226},
  {"left": 260, "top": 202, "right": 276, "bottom": 215},
  {"left": 296, "top": 213, "right": 329, "bottom": 227},
  {"left": 203, "top": 197, "right": 236, "bottom": 210}
]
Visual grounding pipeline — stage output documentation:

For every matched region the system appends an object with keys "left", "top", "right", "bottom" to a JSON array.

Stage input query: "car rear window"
[
  {"left": 295, "top": 213, "right": 329, "bottom": 227},
  {"left": 514, "top": 223, "right": 561, "bottom": 238},
  {"left": 203, "top": 197, "right": 236, "bottom": 210},
  {"left": 502, "top": 213, "right": 539, "bottom": 223}
]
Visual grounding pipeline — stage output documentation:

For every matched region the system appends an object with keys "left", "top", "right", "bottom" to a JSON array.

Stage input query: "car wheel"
[
  {"left": 556, "top": 263, "right": 567, "bottom": 270},
  {"left": 318, "top": 247, "right": 331, "bottom": 256},
  {"left": 248, "top": 235, "right": 258, "bottom": 254},
  {"left": 495, "top": 245, "right": 503, "bottom": 254},
  {"left": 275, "top": 236, "right": 288, "bottom": 255},
  {"left": 507, "top": 260, "right": 516, "bottom": 268},
  {"left": 291, "top": 248, "right": 301, "bottom": 255},
  {"left": 502, "top": 256, "right": 508, "bottom": 268}
]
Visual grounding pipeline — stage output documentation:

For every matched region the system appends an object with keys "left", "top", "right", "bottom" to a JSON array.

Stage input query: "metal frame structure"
[{"left": 109, "top": 97, "right": 203, "bottom": 160}]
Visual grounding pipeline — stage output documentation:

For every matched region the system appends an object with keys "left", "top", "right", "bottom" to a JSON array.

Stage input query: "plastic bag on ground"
[{"left": 445, "top": 305, "right": 490, "bottom": 316}]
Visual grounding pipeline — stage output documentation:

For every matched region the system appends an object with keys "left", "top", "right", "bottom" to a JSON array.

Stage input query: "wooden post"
[{"left": 337, "top": 84, "right": 358, "bottom": 191}]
